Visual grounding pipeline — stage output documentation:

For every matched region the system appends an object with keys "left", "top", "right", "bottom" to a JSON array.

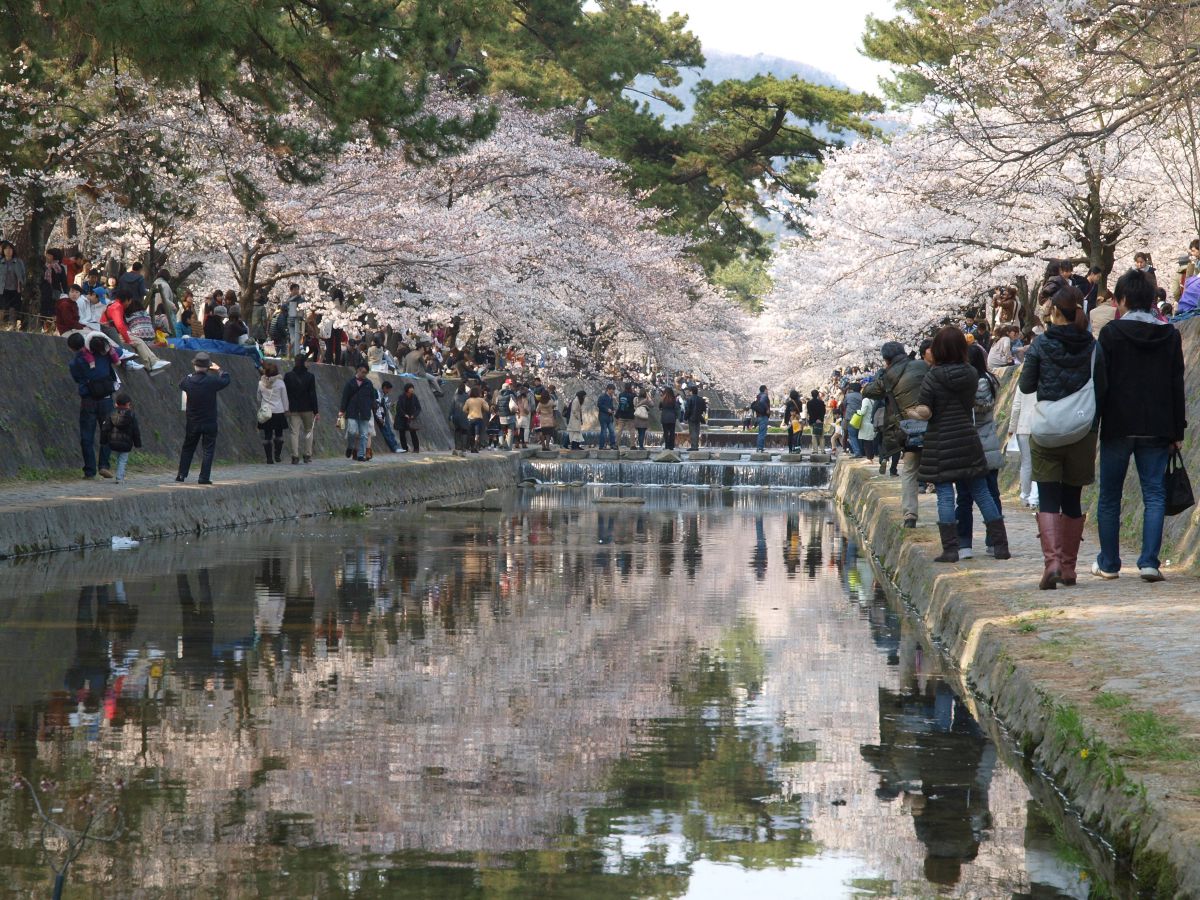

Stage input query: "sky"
[{"left": 652, "top": 0, "right": 897, "bottom": 93}]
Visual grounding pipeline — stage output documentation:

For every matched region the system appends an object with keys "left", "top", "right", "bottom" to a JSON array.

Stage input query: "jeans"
[
  {"left": 288, "top": 411, "right": 316, "bottom": 459},
  {"left": 288, "top": 317, "right": 300, "bottom": 355},
  {"left": 1097, "top": 437, "right": 1171, "bottom": 571},
  {"left": 345, "top": 417, "right": 370, "bottom": 459},
  {"left": 756, "top": 415, "right": 769, "bottom": 451},
  {"left": 900, "top": 451, "right": 921, "bottom": 520},
  {"left": 79, "top": 397, "right": 114, "bottom": 476},
  {"left": 936, "top": 477, "right": 1000, "bottom": 525},
  {"left": 114, "top": 451, "right": 130, "bottom": 481},
  {"left": 470, "top": 419, "right": 485, "bottom": 450},
  {"left": 598, "top": 414, "right": 615, "bottom": 449},
  {"left": 956, "top": 470, "right": 1001, "bottom": 549},
  {"left": 688, "top": 422, "right": 701, "bottom": 450},
  {"left": 847, "top": 425, "right": 862, "bottom": 456},
  {"left": 378, "top": 415, "right": 400, "bottom": 452},
  {"left": 174, "top": 322, "right": 189, "bottom": 339},
  {"left": 636, "top": 427, "right": 647, "bottom": 449},
  {"left": 178, "top": 425, "right": 217, "bottom": 481}
]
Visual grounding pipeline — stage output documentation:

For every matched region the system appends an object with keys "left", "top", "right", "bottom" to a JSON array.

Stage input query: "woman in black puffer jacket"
[
  {"left": 1019, "top": 278, "right": 1106, "bottom": 590},
  {"left": 915, "top": 327, "right": 1010, "bottom": 562}
]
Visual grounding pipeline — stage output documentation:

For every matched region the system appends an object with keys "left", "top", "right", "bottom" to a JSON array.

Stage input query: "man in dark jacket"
[
  {"left": 339, "top": 364, "right": 377, "bottom": 461},
  {"left": 684, "top": 386, "right": 707, "bottom": 450},
  {"left": 864, "top": 342, "right": 930, "bottom": 527},
  {"left": 68, "top": 332, "right": 118, "bottom": 479},
  {"left": 751, "top": 386, "right": 771, "bottom": 452},
  {"left": 283, "top": 354, "right": 319, "bottom": 463},
  {"left": 806, "top": 390, "right": 827, "bottom": 451},
  {"left": 1094, "top": 269, "right": 1187, "bottom": 582},
  {"left": 176, "top": 352, "right": 231, "bottom": 484},
  {"left": 596, "top": 384, "right": 616, "bottom": 449},
  {"left": 615, "top": 382, "right": 637, "bottom": 448}
]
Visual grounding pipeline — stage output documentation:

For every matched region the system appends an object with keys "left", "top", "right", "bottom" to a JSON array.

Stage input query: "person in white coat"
[
  {"left": 1008, "top": 379, "right": 1039, "bottom": 508},
  {"left": 256, "top": 361, "right": 290, "bottom": 463}
]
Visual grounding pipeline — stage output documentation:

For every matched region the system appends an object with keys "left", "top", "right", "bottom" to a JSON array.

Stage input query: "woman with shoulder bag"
[
  {"left": 913, "top": 327, "right": 1011, "bottom": 563},
  {"left": 1020, "top": 278, "right": 1106, "bottom": 589},
  {"left": 256, "top": 361, "right": 290, "bottom": 463},
  {"left": 955, "top": 343, "right": 1003, "bottom": 559},
  {"left": 633, "top": 389, "right": 651, "bottom": 449}
]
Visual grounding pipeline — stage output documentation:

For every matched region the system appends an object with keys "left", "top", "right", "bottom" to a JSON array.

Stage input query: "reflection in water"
[{"left": 0, "top": 489, "right": 1092, "bottom": 898}]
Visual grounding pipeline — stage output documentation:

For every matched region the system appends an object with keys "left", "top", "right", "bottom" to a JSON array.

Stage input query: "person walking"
[
  {"left": 449, "top": 384, "right": 471, "bottom": 455},
  {"left": 750, "top": 385, "right": 771, "bottom": 452},
  {"left": 843, "top": 382, "right": 865, "bottom": 457},
  {"left": 684, "top": 386, "right": 706, "bottom": 451},
  {"left": 659, "top": 387, "right": 678, "bottom": 450},
  {"left": 956, "top": 344, "right": 1002, "bottom": 559},
  {"left": 535, "top": 389, "right": 557, "bottom": 450},
  {"left": 1093, "top": 268, "right": 1186, "bottom": 582},
  {"left": 1007, "top": 382, "right": 1039, "bottom": 510},
  {"left": 256, "top": 361, "right": 289, "bottom": 463},
  {"left": 463, "top": 385, "right": 490, "bottom": 453},
  {"left": 395, "top": 382, "right": 422, "bottom": 453},
  {"left": 914, "top": 327, "right": 1011, "bottom": 563},
  {"left": 176, "top": 352, "right": 231, "bottom": 484},
  {"left": 339, "top": 364, "right": 377, "bottom": 461},
  {"left": 283, "top": 354, "right": 319, "bottom": 464},
  {"left": 864, "top": 342, "right": 929, "bottom": 528},
  {"left": 1019, "top": 278, "right": 1106, "bottom": 589},
  {"left": 99, "top": 392, "right": 142, "bottom": 483},
  {"left": 858, "top": 394, "right": 878, "bottom": 461}
]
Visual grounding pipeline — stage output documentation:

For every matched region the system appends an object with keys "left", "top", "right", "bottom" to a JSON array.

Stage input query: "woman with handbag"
[
  {"left": 394, "top": 382, "right": 422, "bottom": 453},
  {"left": 914, "top": 327, "right": 1011, "bottom": 563},
  {"left": 1019, "top": 278, "right": 1106, "bottom": 589},
  {"left": 256, "top": 361, "right": 290, "bottom": 463},
  {"left": 633, "top": 389, "right": 651, "bottom": 449}
]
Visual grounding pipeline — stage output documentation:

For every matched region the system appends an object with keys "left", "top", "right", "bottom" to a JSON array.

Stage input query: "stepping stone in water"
[
  {"left": 779, "top": 453, "right": 806, "bottom": 463},
  {"left": 809, "top": 453, "right": 831, "bottom": 464},
  {"left": 595, "top": 449, "right": 620, "bottom": 460},
  {"left": 653, "top": 450, "right": 682, "bottom": 463},
  {"left": 563, "top": 449, "right": 589, "bottom": 459},
  {"left": 622, "top": 450, "right": 650, "bottom": 460},
  {"left": 749, "top": 452, "right": 773, "bottom": 462},
  {"left": 719, "top": 451, "right": 744, "bottom": 461},
  {"left": 536, "top": 450, "right": 559, "bottom": 459},
  {"left": 688, "top": 451, "right": 712, "bottom": 461}
]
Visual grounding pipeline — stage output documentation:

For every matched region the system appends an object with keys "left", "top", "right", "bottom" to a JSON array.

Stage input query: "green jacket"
[{"left": 863, "top": 357, "right": 930, "bottom": 457}]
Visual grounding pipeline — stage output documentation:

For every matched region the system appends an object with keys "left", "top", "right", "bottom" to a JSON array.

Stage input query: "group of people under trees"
[{"left": 858, "top": 257, "right": 1186, "bottom": 587}]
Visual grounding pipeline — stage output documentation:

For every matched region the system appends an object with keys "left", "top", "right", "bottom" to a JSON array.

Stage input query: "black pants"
[
  {"left": 179, "top": 425, "right": 217, "bottom": 482},
  {"left": 398, "top": 424, "right": 420, "bottom": 452},
  {"left": 662, "top": 422, "right": 676, "bottom": 450}
]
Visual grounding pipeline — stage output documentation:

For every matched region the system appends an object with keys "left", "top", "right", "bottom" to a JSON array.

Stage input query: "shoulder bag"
[{"left": 1030, "top": 347, "right": 1097, "bottom": 448}]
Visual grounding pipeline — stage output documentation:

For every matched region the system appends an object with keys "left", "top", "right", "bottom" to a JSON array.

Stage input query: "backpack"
[
  {"left": 617, "top": 394, "right": 633, "bottom": 415},
  {"left": 1031, "top": 347, "right": 1098, "bottom": 448}
]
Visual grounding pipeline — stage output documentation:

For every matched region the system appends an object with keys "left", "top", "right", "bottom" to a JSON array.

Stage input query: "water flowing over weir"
[{"left": 522, "top": 459, "right": 833, "bottom": 489}]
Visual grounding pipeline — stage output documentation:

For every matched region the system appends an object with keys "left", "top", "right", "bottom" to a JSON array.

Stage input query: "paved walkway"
[{"left": 836, "top": 458, "right": 1200, "bottom": 893}]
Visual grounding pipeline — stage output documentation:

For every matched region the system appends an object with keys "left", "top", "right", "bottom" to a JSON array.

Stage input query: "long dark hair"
[
  {"left": 930, "top": 326, "right": 968, "bottom": 366},
  {"left": 967, "top": 343, "right": 997, "bottom": 399}
]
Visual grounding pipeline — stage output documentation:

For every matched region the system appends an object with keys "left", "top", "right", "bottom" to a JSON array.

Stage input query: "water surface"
[{"left": 0, "top": 488, "right": 1092, "bottom": 897}]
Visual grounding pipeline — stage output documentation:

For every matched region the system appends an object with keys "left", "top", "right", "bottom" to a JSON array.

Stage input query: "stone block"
[
  {"left": 517, "top": 448, "right": 539, "bottom": 459},
  {"left": 749, "top": 452, "right": 773, "bottom": 462},
  {"left": 562, "top": 449, "right": 589, "bottom": 459},
  {"left": 480, "top": 488, "right": 505, "bottom": 511},
  {"left": 779, "top": 453, "right": 806, "bottom": 463},
  {"left": 688, "top": 451, "right": 712, "bottom": 461},
  {"left": 536, "top": 450, "right": 560, "bottom": 459},
  {"left": 652, "top": 450, "right": 682, "bottom": 463},
  {"left": 622, "top": 450, "right": 650, "bottom": 460},
  {"left": 809, "top": 453, "right": 831, "bottom": 464},
  {"left": 595, "top": 449, "right": 620, "bottom": 460},
  {"left": 719, "top": 451, "right": 744, "bottom": 461}
]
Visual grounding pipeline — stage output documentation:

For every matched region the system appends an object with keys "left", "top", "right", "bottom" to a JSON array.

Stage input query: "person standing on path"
[
  {"left": 176, "top": 352, "right": 231, "bottom": 485},
  {"left": 1019, "top": 279, "right": 1106, "bottom": 589},
  {"left": 751, "top": 386, "right": 771, "bottom": 452},
  {"left": 659, "top": 387, "right": 679, "bottom": 451},
  {"left": 256, "top": 362, "right": 290, "bottom": 464},
  {"left": 842, "top": 382, "right": 864, "bottom": 457},
  {"left": 285, "top": 284, "right": 303, "bottom": 358},
  {"left": 0, "top": 240, "right": 25, "bottom": 328},
  {"left": 1093, "top": 268, "right": 1187, "bottom": 583},
  {"left": 596, "top": 384, "right": 616, "bottom": 450},
  {"left": 616, "top": 382, "right": 637, "bottom": 449},
  {"left": 684, "top": 386, "right": 706, "bottom": 451},
  {"left": 464, "top": 385, "right": 491, "bottom": 453},
  {"left": 395, "top": 382, "right": 422, "bottom": 453},
  {"left": 864, "top": 342, "right": 929, "bottom": 528},
  {"left": 339, "top": 364, "right": 377, "bottom": 462},
  {"left": 914, "top": 327, "right": 1011, "bottom": 563},
  {"left": 806, "top": 390, "right": 827, "bottom": 452},
  {"left": 68, "top": 332, "right": 119, "bottom": 479},
  {"left": 283, "top": 354, "right": 319, "bottom": 463}
]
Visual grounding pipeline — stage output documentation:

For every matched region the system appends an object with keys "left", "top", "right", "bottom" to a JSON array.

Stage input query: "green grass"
[
  {"left": 1095, "top": 692, "right": 1132, "bottom": 711},
  {"left": 330, "top": 504, "right": 368, "bottom": 519},
  {"left": 1117, "top": 710, "right": 1197, "bottom": 762}
]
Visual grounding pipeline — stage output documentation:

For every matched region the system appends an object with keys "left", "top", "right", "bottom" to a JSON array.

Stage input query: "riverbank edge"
[
  {"left": 0, "top": 455, "right": 521, "bottom": 560},
  {"left": 832, "top": 460, "right": 1199, "bottom": 898}
]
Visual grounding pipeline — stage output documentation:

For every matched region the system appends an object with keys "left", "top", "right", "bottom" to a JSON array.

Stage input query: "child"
[
  {"left": 100, "top": 393, "right": 142, "bottom": 483},
  {"left": 486, "top": 410, "right": 501, "bottom": 448}
]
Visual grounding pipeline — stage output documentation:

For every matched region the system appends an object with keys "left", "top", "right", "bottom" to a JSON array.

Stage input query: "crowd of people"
[{"left": 822, "top": 255, "right": 1187, "bottom": 586}]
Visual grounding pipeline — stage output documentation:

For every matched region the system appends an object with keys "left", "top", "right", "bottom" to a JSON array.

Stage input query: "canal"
[{"left": 0, "top": 486, "right": 1098, "bottom": 897}]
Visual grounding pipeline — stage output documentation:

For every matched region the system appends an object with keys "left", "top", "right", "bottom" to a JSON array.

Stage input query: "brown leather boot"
[
  {"left": 934, "top": 524, "right": 959, "bottom": 563},
  {"left": 1058, "top": 514, "right": 1086, "bottom": 586},
  {"left": 1036, "top": 512, "right": 1062, "bottom": 590}
]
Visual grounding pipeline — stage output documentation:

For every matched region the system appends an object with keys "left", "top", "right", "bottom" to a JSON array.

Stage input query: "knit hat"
[
  {"left": 212, "top": 305, "right": 228, "bottom": 317},
  {"left": 880, "top": 341, "right": 906, "bottom": 362}
]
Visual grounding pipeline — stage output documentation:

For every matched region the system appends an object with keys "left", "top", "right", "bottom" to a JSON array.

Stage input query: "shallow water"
[{"left": 0, "top": 488, "right": 1095, "bottom": 898}]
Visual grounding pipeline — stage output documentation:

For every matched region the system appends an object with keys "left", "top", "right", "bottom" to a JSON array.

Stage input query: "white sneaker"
[
  {"left": 393, "top": 448, "right": 404, "bottom": 453},
  {"left": 959, "top": 548, "right": 974, "bottom": 560},
  {"left": 125, "top": 360, "right": 145, "bottom": 370},
  {"left": 1091, "top": 562, "right": 1119, "bottom": 580},
  {"left": 150, "top": 359, "right": 171, "bottom": 371},
  {"left": 1139, "top": 567, "right": 1165, "bottom": 583}
]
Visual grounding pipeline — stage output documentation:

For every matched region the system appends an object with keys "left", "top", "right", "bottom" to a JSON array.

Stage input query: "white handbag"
[{"left": 1030, "top": 347, "right": 1097, "bottom": 448}]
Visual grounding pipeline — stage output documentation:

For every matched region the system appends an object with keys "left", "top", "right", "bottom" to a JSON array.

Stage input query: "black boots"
[
  {"left": 273, "top": 439, "right": 283, "bottom": 462},
  {"left": 263, "top": 441, "right": 275, "bottom": 464},
  {"left": 985, "top": 518, "right": 1011, "bottom": 560},
  {"left": 934, "top": 524, "right": 959, "bottom": 563}
]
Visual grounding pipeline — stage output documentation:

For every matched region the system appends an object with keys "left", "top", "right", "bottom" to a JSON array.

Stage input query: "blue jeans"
[
  {"left": 79, "top": 397, "right": 114, "bottom": 476},
  {"left": 936, "top": 477, "right": 1000, "bottom": 525},
  {"left": 956, "top": 470, "right": 1002, "bottom": 549},
  {"left": 378, "top": 415, "right": 399, "bottom": 452},
  {"left": 346, "top": 418, "right": 370, "bottom": 459},
  {"left": 847, "top": 425, "right": 862, "bottom": 456},
  {"left": 114, "top": 451, "right": 130, "bottom": 481},
  {"left": 756, "top": 415, "right": 769, "bottom": 451},
  {"left": 174, "top": 322, "right": 189, "bottom": 339},
  {"left": 1097, "top": 437, "right": 1170, "bottom": 571},
  {"left": 598, "top": 414, "right": 615, "bottom": 449}
]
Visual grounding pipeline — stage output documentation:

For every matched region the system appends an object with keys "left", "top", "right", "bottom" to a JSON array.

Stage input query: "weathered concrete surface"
[
  {"left": 834, "top": 458, "right": 1200, "bottom": 897},
  {"left": 0, "top": 453, "right": 518, "bottom": 559},
  {"left": 0, "top": 332, "right": 452, "bottom": 481}
]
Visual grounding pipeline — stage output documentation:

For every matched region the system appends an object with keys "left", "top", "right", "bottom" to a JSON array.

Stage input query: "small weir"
[{"left": 522, "top": 459, "right": 833, "bottom": 489}]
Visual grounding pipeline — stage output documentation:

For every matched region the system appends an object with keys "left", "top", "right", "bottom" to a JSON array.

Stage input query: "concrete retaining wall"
[
  {"left": 0, "top": 332, "right": 452, "bottom": 481},
  {"left": 0, "top": 455, "right": 519, "bottom": 559}
]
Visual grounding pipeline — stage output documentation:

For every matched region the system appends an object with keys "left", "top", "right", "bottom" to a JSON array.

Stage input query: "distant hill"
[{"left": 629, "top": 51, "right": 847, "bottom": 126}]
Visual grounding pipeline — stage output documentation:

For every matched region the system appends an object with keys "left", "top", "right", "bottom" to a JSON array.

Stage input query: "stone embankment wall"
[
  {"left": 0, "top": 332, "right": 452, "bottom": 481},
  {"left": 833, "top": 461, "right": 1200, "bottom": 896}
]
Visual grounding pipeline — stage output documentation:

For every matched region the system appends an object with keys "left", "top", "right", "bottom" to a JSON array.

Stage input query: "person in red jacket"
[{"left": 100, "top": 290, "right": 170, "bottom": 372}]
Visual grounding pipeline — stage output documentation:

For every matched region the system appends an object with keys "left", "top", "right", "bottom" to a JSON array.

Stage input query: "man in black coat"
[
  {"left": 283, "top": 354, "right": 319, "bottom": 464},
  {"left": 339, "top": 364, "right": 377, "bottom": 461},
  {"left": 176, "top": 352, "right": 231, "bottom": 484}
]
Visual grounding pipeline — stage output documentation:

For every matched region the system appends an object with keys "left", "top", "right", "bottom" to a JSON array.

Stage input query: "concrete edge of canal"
[
  {"left": 0, "top": 454, "right": 521, "bottom": 559},
  {"left": 832, "top": 459, "right": 1200, "bottom": 899}
]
